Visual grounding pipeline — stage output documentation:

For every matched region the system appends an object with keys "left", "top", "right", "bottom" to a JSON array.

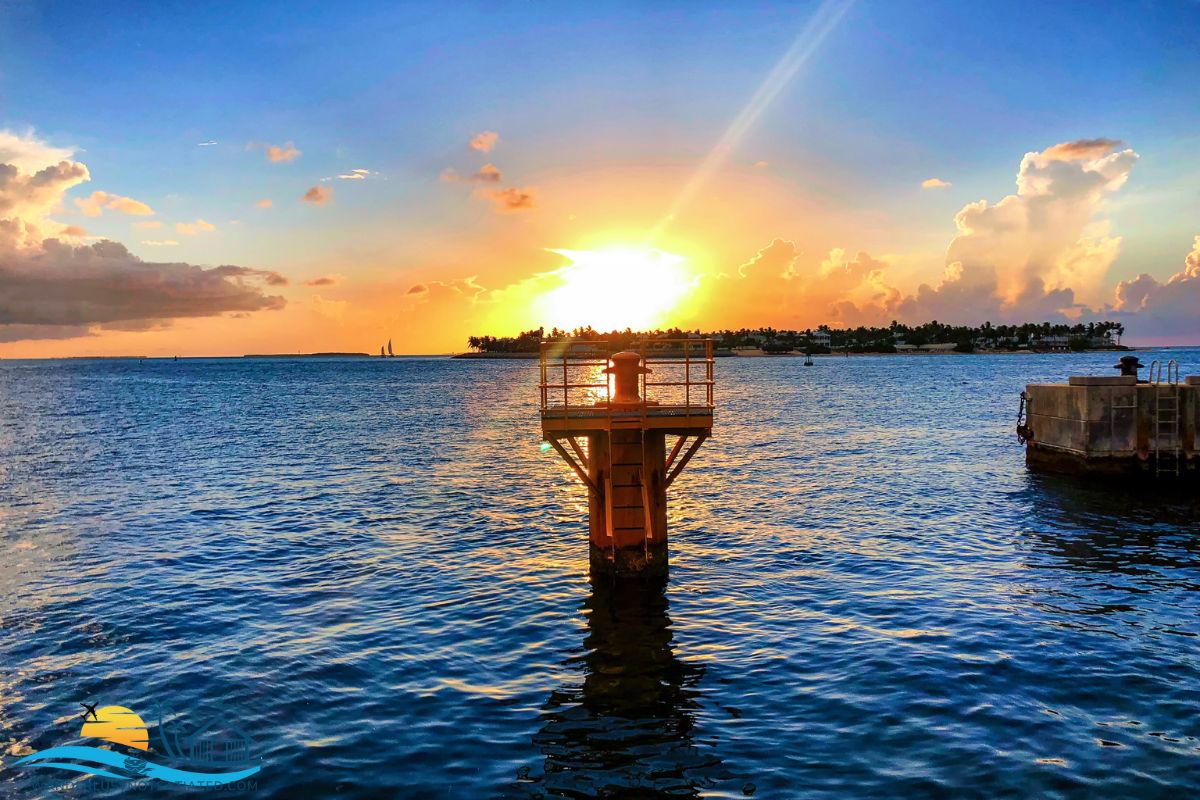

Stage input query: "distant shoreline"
[{"left": 452, "top": 347, "right": 1139, "bottom": 359}]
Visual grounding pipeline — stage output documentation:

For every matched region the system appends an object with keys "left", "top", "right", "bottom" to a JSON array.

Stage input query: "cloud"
[
  {"left": 0, "top": 129, "right": 75, "bottom": 172},
  {"left": 61, "top": 225, "right": 87, "bottom": 237},
  {"left": 264, "top": 142, "right": 301, "bottom": 163},
  {"left": 0, "top": 130, "right": 286, "bottom": 344},
  {"left": 753, "top": 161, "right": 769, "bottom": 169},
  {"left": 921, "top": 177, "right": 951, "bottom": 189},
  {"left": 0, "top": 240, "right": 286, "bottom": 332},
  {"left": 441, "top": 163, "right": 503, "bottom": 184},
  {"left": 1041, "top": 138, "right": 1123, "bottom": 161},
  {"left": 141, "top": 240, "right": 179, "bottom": 246},
  {"left": 404, "top": 277, "right": 486, "bottom": 303},
  {"left": 265, "top": 272, "right": 289, "bottom": 286},
  {"left": 134, "top": 220, "right": 163, "bottom": 229},
  {"left": 0, "top": 159, "right": 91, "bottom": 248},
  {"left": 302, "top": 186, "right": 332, "bottom": 205},
  {"left": 255, "top": 198, "right": 273, "bottom": 209},
  {"left": 722, "top": 139, "right": 1140, "bottom": 328},
  {"left": 738, "top": 237, "right": 798, "bottom": 278},
  {"left": 1111, "top": 236, "right": 1200, "bottom": 338},
  {"left": 197, "top": 141, "right": 218, "bottom": 147},
  {"left": 175, "top": 218, "right": 215, "bottom": 235},
  {"left": 469, "top": 131, "right": 499, "bottom": 153},
  {"left": 75, "top": 190, "right": 155, "bottom": 217},
  {"left": 947, "top": 139, "right": 1137, "bottom": 308},
  {"left": 481, "top": 186, "right": 535, "bottom": 213},
  {"left": 304, "top": 274, "right": 341, "bottom": 287}
]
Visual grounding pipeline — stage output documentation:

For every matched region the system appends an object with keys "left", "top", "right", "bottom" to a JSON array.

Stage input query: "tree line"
[{"left": 467, "top": 320, "right": 1127, "bottom": 354}]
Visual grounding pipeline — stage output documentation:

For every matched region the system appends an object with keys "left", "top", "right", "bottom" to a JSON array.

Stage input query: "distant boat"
[
  {"left": 387, "top": 339, "right": 394, "bottom": 358},
  {"left": 380, "top": 345, "right": 385, "bottom": 357}
]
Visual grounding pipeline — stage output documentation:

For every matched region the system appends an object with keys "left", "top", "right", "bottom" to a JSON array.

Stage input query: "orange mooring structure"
[{"left": 540, "top": 339, "right": 714, "bottom": 576}]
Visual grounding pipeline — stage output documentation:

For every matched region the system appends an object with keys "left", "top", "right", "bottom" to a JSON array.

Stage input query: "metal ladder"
[
  {"left": 1149, "top": 359, "right": 1180, "bottom": 478},
  {"left": 602, "top": 362, "right": 655, "bottom": 563}
]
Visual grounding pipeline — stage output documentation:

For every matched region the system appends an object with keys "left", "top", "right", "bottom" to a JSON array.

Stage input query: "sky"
[{"left": 1, "top": 0, "right": 1199, "bottom": 356}]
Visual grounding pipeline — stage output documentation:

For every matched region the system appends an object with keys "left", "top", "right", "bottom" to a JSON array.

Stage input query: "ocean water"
[{"left": 1, "top": 349, "right": 1198, "bottom": 798}]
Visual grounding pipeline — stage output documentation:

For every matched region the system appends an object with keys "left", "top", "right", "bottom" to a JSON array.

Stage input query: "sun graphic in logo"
[{"left": 80, "top": 706, "right": 149, "bottom": 751}]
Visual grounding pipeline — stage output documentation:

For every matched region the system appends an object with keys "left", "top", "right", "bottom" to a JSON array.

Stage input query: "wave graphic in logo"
[{"left": 15, "top": 746, "right": 261, "bottom": 784}]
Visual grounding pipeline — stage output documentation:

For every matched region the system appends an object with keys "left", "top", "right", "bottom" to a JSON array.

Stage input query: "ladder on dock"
[{"left": 1149, "top": 359, "right": 1180, "bottom": 478}]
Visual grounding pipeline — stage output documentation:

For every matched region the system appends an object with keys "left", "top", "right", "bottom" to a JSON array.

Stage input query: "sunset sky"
[{"left": 2, "top": 0, "right": 1198, "bottom": 356}]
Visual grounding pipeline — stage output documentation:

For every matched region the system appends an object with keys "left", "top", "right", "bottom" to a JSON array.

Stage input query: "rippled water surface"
[{"left": 2, "top": 350, "right": 1199, "bottom": 798}]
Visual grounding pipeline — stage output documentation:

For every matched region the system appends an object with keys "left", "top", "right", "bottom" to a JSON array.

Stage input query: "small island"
[{"left": 458, "top": 320, "right": 1129, "bottom": 357}]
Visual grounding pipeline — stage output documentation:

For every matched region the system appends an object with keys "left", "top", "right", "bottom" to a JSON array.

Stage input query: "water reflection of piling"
[{"left": 512, "top": 578, "right": 724, "bottom": 798}]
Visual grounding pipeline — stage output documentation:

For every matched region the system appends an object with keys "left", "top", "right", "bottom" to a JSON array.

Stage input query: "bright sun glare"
[{"left": 537, "top": 248, "right": 693, "bottom": 331}]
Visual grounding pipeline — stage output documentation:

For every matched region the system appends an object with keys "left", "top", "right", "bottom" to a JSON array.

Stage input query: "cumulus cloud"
[
  {"left": 0, "top": 160, "right": 91, "bottom": 247},
  {"left": 61, "top": 225, "right": 87, "bottom": 237},
  {"left": 175, "top": 218, "right": 215, "bottom": 235},
  {"left": 0, "top": 129, "right": 75, "bottom": 172},
  {"left": 481, "top": 186, "right": 535, "bottom": 212},
  {"left": 264, "top": 142, "right": 301, "bottom": 163},
  {"left": 722, "top": 139, "right": 1142, "bottom": 329},
  {"left": 469, "top": 131, "right": 499, "bottom": 153},
  {"left": 441, "top": 163, "right": 503, "bottom": 184},
  {"left": 0, "top": 130, "right": 285, "bottom": 343},
  {"left": 921, "top": 177, "right": 951, "bottom": 189},
  {"left": 75, "top": 190, "right": 155, "bottom": 217},
  {"left": 302, "top": 186, "right": 332, "bottom": 205},
  {"left": 1111, "top": 236, "right": 1200, "bottom": 338},
  {"left": 738, "top": 237, "right": 798, "bottom": 278},
  {"left": 255, "top": 198, "right": 273, "bottom": 209},
  {"left": 304, "top": 274, "right": 341, "bottom": 287}
]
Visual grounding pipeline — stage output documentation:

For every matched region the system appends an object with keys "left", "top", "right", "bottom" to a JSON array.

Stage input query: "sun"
[{"left": 536, "top": 247, "right": 694, "bottom": 331}]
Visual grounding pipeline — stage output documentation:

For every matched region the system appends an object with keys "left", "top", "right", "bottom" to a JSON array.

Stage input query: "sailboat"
[
  {"left": 387, "top": 339, "right": 394, "bottom": 358},
  {"left": 380, "top": 345, "right": 385, "bottom": 357}
]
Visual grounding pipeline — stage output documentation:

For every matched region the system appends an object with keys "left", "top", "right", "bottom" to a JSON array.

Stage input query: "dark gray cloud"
[{"left": 0, "top": 239, "right": 286, "bottom": 329}]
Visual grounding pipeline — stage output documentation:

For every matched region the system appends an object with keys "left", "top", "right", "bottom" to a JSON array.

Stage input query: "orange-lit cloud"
[
  {"left": 175, "top": 218, "right": 215, "bottom": 235},
  {"left": 134, "top": 220, "right": 163, "bottom": 229},
  {"left": 481, "top": 186, "right": 535, "bottom": 212},
  {"left": 737, "top": 237, "right": 798, "bottom": 278},
  {"left": 1042, "top": 138, "right": 1123, "bottom": 161},
  {"left": 921, "top": 177, "right": 951, "bottom": 189},
  {"left": 265, "top": 141, "right": 301, "bottom": 163},
  {"left": 302, "top": 186, "right": 331, "bottom": 204},
  {"left": 304, "top": 274, "right": 342, "bottom": 287},
  {"left": 469, "top": 130, "right": 499, "bottom": 153},
  {"left": 441, "top": 163, "right": 502, "bottom": 183},
  {"left": 255, "top": 198, "right": 273, "bottom": 209},
  {"left": 75, "top": 190, "right": 155, "bottom": 217}
]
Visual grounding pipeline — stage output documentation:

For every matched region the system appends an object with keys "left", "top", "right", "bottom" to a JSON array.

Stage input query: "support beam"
[
  {"left": 567, "top": 436, "right": 589, "bottom": 471},
  {"left": 665, "top": 433, "right": 707, "bottom": 490},
  {"left": 546, "top": 436, "right": 596, "bottom": 492},
  {"left": 665, "top": 434, "right": 688, "bottom": 473}
]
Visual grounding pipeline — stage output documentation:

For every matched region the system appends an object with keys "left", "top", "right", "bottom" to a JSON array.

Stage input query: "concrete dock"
[{"left": 1021, "top": 370, "right": 1198, "bottom": 479}]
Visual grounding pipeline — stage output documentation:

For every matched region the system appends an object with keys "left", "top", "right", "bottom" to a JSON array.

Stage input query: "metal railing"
[{"left": 539, "top": 338, "right": 715, "bottom": 421}]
